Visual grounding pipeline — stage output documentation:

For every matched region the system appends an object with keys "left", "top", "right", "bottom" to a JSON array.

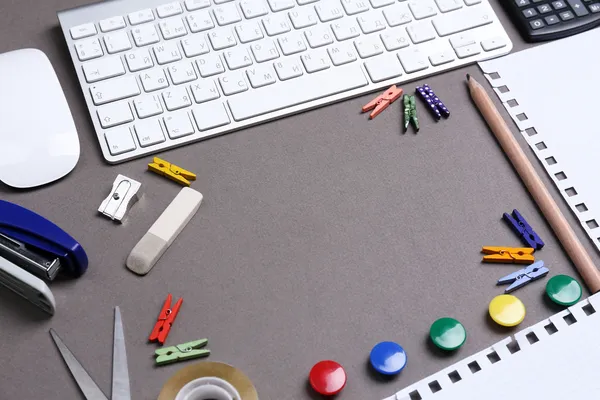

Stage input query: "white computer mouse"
[{"left": 0, "top": 48, "right": 80, "bottom": 189}]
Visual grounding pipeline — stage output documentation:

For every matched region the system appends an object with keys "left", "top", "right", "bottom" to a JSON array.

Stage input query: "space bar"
[{"left": 227, "top": 65, "right": 368, "bottom": 121}]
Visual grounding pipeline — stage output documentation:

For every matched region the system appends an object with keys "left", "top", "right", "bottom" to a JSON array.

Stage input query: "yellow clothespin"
[
  {"left": 148, "top": 157, "right": 196, "bottom": 186},
  {"left": 481, "top": 246, "right": 535, "bottom": 264}
]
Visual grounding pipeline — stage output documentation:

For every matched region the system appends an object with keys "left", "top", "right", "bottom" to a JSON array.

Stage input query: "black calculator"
[{"left": 502, "top": 0, "right": 600, "bottom": 42}]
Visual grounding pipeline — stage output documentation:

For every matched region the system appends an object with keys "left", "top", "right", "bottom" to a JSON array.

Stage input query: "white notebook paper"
[
  {"left": 478, "top": 29, "right": 600, "bottom": 252},
  {"left": 384, "top": 293, "right": 600, "bottom": 400}
]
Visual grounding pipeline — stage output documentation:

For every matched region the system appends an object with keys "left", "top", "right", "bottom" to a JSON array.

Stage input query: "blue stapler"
[{"left": 0, "top": 200, "right": 88, "bottom": 314}]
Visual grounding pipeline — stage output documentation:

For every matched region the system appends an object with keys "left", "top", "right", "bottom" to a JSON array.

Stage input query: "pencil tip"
[{"left": 466, "top": 73, "right": 471, "bottom": 81}]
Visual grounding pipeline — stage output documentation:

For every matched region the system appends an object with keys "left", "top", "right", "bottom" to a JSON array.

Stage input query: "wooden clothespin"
[
  {"left": 503, "top": 209, "right": 545, "bottom": 250},
  {"left": 155, "top": 338, "right": 210, "bottom": 366},
  {"left": 481, "top": 246, "right": 535, "bottom": 264},
  {"left": 148, "top": 157, "right": 196, "bottom": 186},
  {"left": 149, "top": 294, "right": 183, "bottom": 345},
  {"left": 362, "top": 85, "right": 403, "bottom": 119}
]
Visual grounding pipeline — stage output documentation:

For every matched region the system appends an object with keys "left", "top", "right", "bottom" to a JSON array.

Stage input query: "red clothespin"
[
  {"left": 362, "top": 85, "right": 404, "bottom": 119},
  {"left": 149, "top": 294, "right": 183, "bottom": 345}
]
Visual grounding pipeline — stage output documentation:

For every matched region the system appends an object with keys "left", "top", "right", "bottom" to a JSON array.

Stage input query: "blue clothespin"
[
  {"left": 0, "top": 200, "right": 88, "bottom": 280},
  {"left": 497, "top": 260, "right": 549, "bottom": 293},
  {"left": 503, "top": 209, "right": 545, "bottom": 250}
]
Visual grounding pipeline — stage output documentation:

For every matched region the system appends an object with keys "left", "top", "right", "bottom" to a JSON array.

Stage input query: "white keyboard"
[{"left": 58, "top": 0, "right": 512, "bottom": 163}]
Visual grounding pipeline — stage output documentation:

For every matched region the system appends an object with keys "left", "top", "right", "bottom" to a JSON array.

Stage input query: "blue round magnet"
[{"left": 369, "top": 341, "right": 407, "bottom": 375}]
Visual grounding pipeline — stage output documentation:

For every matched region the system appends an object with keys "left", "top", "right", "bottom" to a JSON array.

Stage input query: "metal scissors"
[{"left": 50, "top": 307, "right": 131, "bottom": 400}]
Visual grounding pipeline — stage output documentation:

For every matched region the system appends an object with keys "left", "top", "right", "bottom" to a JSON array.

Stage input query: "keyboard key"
[
  {"left": 224, "top": 48, "right": 254, "bottom": 69},
  {"left": 227, "top": 64, "right": 368, "bottom": 121},
  {"left": 105, "top": 127, "right": 136, "bottom": 155},
  {"left": 208, "top": 28, "right": 238, "bottom": 50},
  {"left": 134, "top": 120, "right": 166, "bottom": 147},
  {"left": 274, "top": 58, "right": 304, "bottom": 80},
  {"left": 357, "top": 12, "right": 387, "bottom": 34},
  {"left": 159, "top": 17, "right": 188, "bottom": 39},
  {"left": 141, "top": 69, "right": 170, "bottom": 91},
  {"left": 128, "top": 9, "right": 155, "bottom": 25},
  {"left": 190, "top": 80, "right": 220, "bottom": 103},
  {"left": 156, "top": 2, "right": 184, "bottom": 18},
  {"left": 354, "top": 35, "right": 384, "bottom": 58},
  {"left": 187, "top": 10, "right": 215, "bottom": 32},
  {"left": 537, "top": 4, "right": 552, "bottom": 13},
  {"left": 407, "top": 21, "right": 436, "bottom": 43},
  {"left": 449, "top": 33, "right": 475, "bottom": 48},
  {"left": 522, "top": 7, "right": 538, "bottom": 17},
  {"left": 397, "top": 47, "right": 429, "bottom": 73},
  {"left": 432, "top": 5, "right": 493, "bottom": 36},
  {"left": 82, "top": 56, "right": 126, "bottom": 83},
  {"left": 214, "top": 3, "right": 242, "bottom": 26},
  {"left": 162, "top": 87, "right": 193, "bottom": 110},
  {"left": 380, "top": 28, "right": 410, "bottom": 51},
  {"left": 126, "top": 49, "right": 154, "bottom": 71},
  {"left": 99, "top": 16, "right": 126, "bottom": 32},
  {"left": 435, "top": 0, "right": 463, "bottom": 12},
  {"left": 167, "top": 61, "right": 198, "bottom": 84},
  {"left": 315, "top": 1, "right": 345, "bottom": 22},
  {"left": 369, "top": 0, "right": 395, "bottom": 9},
  {"left": 544, "top": 15, "right": 560, "bottom": 24},
  {"left": 429, "top": 50, "right": 455, "bottom": 65},
  {"left": 262, "top": 14, "right": 292, "bottom": 35},
  {"left": 327, "top": 42, "right": 358, "bottom": 65},
  {"left": 185, "top": 0, "right": 211, "bottom": 10},
  {"left": 70, "top": 23, "right": 97, "bottom": 40},
  {"left": 481, "top": 36, "right": 508, "bottom": 51},
  {"left": 192, "top": 103, "right": 231, "bottom": 131},
  {"left": 181, "top": 36, "right": 210, "bottom": 57},
  {"left": 132, "top": 25, "right": 160, "bottom": 46},
  {"left": 300, "top": 50, "right": 331, "bottom": 73},
  {"left": 331, "top": 19, "right": 361, "bottom": 41},
  {"left": 279, "top": 33, "right": 308, "bottom": 55},
  {"left": 305, "top": 25, "right": 334, "bottom": 47},
  {"left": 104, "top": 31, "right": 132, "bottom": 54},
  {"left": 591, "top": 4, "right": 600, "bottom": 13},
  {"left": 464, "top": 0, "right": 481, "bottom": 4},
  {"left": 236, "top": 22, "right": 265, "bottom": 42},
  {"left": 133, "top": 95, "right": 164, "bottom": 118},
  {"left": 246, "top": 64, "right": 278, "bottom": 87},
  {"left": 515, "top": 0, "right": 530, "bottom": 5},
  {"left": 75, "top": 37, "right": 103, "bottom": 61},
  {"left": 97, "top": 101, "right": 134, "bottom": 128},
  {"left": 454, "top": 42, "right": 481, "bottom": 58},
  {"left": 196, "top": 53, "right": 226, "bottom": 76},
  {"left": 559, "top": 10, "right": 575, "bottom": 19},
  {"left": 90, "top": 76, "right": 140, "bottom": 106},
  {"left": 408, "top": 0, "right": 438, "bottom": 19},
  {"left": 341, "top": 0, "right": 370, "bottom": 15},
  {"left": 529, "top": 18, "right": 545, "bottom": 29},
  {"left": 551, "top": 0, "right": 567, "bottom": 9},
  {"left": 154, "top": 42, "right": 182, "bottom": 64},
  {"left": 383, "top": 3, "right": 413, "bottom": 26},
  {"left": 268, "top": 0, "right": 297, "bottom": 11},
  {"left": 250, "top": 40, "right": 280, "bottom": 62},
  {"left": 164, "top": 113, "right": 195, "bottom": 139},
  {"left": 566, "top": 0, "right": 589, "bottom": 15},
  {"left": 364, "top": 53, "right": 403, "bottom": 82},
  {"left": 289, "top": 8, "right": 319, "bottom": 29},
  {"left": 241, "top": 0, "right": 269, "bottom": 18},
  {"left": 298, "top": 0, "right": 319, "bottom": 4}
]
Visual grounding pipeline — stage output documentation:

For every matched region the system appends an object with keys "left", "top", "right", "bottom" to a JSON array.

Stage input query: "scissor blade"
[
  {"left": 49, "top": 329, "right": 108, "bottom": 400},
  {"left": 112, "top": 306, "right": 131, "bottom": 400}
]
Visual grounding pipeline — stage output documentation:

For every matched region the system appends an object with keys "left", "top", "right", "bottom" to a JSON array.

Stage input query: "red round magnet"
[{"left": 309, "top": 360, "right": 347, "bottom": 396}]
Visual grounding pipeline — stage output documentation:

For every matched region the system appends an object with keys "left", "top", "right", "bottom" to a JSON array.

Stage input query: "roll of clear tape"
[{"left": 175, "top": 377, "right": 241, "bottom": 400}]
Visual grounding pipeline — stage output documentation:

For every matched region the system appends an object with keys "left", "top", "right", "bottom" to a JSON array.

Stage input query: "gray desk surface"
[{"left": 1, "top": 1, "right": 596, "bottom": 399}]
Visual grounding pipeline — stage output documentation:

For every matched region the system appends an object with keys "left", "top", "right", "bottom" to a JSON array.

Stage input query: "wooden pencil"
[{"left": 467, "top": 74, "right": 600, "bottom": 293}]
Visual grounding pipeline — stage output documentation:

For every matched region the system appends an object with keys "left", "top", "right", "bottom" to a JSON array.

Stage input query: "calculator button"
[
  {"left": 522, "top": 7, "right": 538, "bottom": 17},
  {"left": 552, "top": 0, "right": 567, "bottom": 9},
  {"left": 591, "top": 4, "right": 600, "bottom": 12},
  {"left": 566, "top": 0, "right": 590, "bottom": 15},
  {"left": 515, "top": 0, "right": 530, "bottom": 5},
  {"left": 545, "top": 14, "right": 560, "bottom": 23},
  {"left": 559, "top": 10, "right": 575, "bottom": 19},
  {"left": 537, "top": 4, "right": 552, "bottom": 12},
  {"left": 529, "top": 18, "right": 545, "bottom": 28}
]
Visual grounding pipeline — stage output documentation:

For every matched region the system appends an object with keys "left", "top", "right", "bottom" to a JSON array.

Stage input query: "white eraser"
[{"left": 127, "top": 187, "right": 203, "bottom": 275}]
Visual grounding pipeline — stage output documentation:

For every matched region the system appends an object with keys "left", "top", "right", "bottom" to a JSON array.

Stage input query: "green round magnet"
[
  {"left": 429, "top": 317, "right": 466, "bottom": 351},
  {"left": 546, "top": 275, "right": 582, "bottom": 306}
]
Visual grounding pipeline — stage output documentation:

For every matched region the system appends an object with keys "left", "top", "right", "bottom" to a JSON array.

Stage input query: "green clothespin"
[
  {"left": 155, "top": 338, "right": 210, "bottom": 366},
  {"left": 403, "top": 94, "right": 411, "bottom": 132},
  {"left": 409, "top": 95, "right": 419, "bottom": 133}
]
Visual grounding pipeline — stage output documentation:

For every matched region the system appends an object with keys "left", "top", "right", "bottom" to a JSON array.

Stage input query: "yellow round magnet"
[{"left": 488, "top": 294, "right": 526, "bottom": 327}]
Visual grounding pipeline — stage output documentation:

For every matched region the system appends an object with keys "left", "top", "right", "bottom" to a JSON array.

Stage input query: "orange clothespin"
[
  {"left": 149, "top": 294, "right": 183, "bottom": 345},
  {"left": 362, "top": 85, "right": 404, "bottom": 119},
  {"left": 148, "top": 157, "right": 196, "bottom": 186},
  {"left": 481, "top": 246, "right": 535, "bottom": 264}
]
